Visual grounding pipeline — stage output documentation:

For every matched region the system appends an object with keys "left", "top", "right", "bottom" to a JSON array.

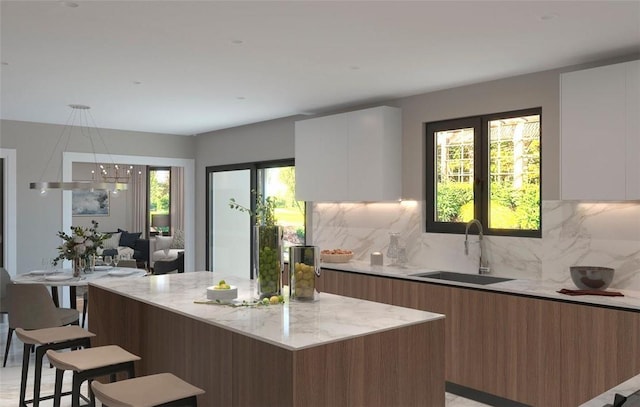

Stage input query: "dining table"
[{"left": 13, "top": 266, "right": 147, "bottom": 309}]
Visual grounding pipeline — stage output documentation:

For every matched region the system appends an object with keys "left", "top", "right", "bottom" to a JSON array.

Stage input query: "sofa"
[
  {"left": 150, "top": 230, "right": 184, "bottom": 269},
  {"left": 98, "top": 229, "right": 150, "bottom": 267},
  {"left": 153, "top": 251, "right": 184, "bottom": 274}
]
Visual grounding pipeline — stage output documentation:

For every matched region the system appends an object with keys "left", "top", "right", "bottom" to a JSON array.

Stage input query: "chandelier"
[
  {"left": 96, "top": 164, "right": 135, "bottom": 184},
  {"left": 29, "top": 104, "right": 129, "bottom": 194}
]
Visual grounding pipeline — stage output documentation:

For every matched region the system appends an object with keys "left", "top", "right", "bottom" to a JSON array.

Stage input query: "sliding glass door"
[
  {"left": 206, "top": 160, "right": 305, "bottom": 278},
  {"left": 207, "top": 166, "right": 252, "bottom": 278}
]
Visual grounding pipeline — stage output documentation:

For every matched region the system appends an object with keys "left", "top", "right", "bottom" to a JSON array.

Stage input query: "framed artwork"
[{"left": 72, "top": 190, "right": 110, "bottom": 216}]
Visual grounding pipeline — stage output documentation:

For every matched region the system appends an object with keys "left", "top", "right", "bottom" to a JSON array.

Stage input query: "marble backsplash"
[{"left": 311, "top": 200, "right": 640, "bottom": 290}]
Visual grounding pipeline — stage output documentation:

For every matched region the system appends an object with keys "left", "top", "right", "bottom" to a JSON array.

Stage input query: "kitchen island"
[{"left": 88, "top": 271, "right": 445, "bottom": 407}]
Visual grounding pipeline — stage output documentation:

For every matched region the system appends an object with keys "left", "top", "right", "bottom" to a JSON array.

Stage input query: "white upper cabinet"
[
  {"left": 295, "top": 106, "right": 402, "bottom": 202},
  {"left": 561, "top": 60, "right": 640, "bottom": 200}
]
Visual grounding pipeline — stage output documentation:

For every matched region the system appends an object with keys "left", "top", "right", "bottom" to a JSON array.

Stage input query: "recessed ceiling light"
[
  {"left": 60, "top": 1, "right": 79, "bottom": 8},
  {"left": 133, "top": 81, "right": 142, "bottom": 85},
  {"left": 539, "top": 13, "right": 558, "bottom": 21},
  {"left": 232, "top": 39, "right": 244, "bottom": 45}
]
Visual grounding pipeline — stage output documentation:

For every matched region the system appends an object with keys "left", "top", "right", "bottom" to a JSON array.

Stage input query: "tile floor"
[{"left": 0, "top": 316, "right": 489, "bottom": 406}]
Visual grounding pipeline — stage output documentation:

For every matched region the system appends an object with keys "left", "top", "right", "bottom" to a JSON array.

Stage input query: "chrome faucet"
[{"left": 465, "top": 219, "right": 489, "bottom": 274}]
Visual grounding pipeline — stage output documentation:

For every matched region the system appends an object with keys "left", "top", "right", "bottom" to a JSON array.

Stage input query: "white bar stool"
[
  {"left": 15, "top": 326, "right": 95, "bottom": 407},
  {"left": 91, "top": 373, "right": 205, "bottom": 407},
  {"left": 46, "top": 345, "right": 140, "bottom": 407}
]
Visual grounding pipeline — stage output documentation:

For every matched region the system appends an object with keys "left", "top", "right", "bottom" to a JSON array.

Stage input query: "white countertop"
[
  {"left": 89, "top": 271, "right": 444, "bottom": 351},
  {"left": 580, "top": 374, "right": 640, "bottom": 406},
  {"left": 321, "top": 261, "right": 640, "bottom": 311}
]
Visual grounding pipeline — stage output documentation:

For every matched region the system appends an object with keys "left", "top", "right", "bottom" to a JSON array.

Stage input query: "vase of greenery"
[{"left": 229, "top": 193, "right": 283, "bottom": 298}]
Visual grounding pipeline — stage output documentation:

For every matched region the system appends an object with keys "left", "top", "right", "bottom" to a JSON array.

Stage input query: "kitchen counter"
[
  {"left": 88, "top": 271, "right": 446, "bottom": 406},
  {"left": 580, "top": 374, "right": 640, "bottom": 406},
  {"left": 321, "top": 261, "right": 640, "bottom": 311},
  {"left": 89, "top": 270, "right": 443, "bottom": 350}
]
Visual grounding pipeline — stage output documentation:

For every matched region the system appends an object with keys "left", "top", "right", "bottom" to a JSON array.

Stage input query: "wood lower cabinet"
[{"left": 317, "top": 269, "right": 640, "bottom": 406}]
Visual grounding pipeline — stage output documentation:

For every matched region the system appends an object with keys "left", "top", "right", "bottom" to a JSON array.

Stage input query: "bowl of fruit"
[
  {"left": 206, "top": 280, "right": 238, "bottom": 301},
  {"left": 320, "top": 249, "right": 353, "bottom": 263}
]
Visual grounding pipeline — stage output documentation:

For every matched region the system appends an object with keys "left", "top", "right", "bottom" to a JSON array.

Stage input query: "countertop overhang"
[{"left": 89, "top": 271, "right": 444, "bottom": 351}]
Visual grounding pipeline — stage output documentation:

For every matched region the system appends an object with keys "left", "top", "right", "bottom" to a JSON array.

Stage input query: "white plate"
[
  {"left": 30, "top": 270, "right": 60, "bottom": 275},
  {"left": 108, "top": 270, "right": 137, "bottom": 277},
  {"left": 94, "top": 265, "right": 113, "bottom": 271},
  {"left": 45, "top": 274, "right": 75, "bottom": 281}
]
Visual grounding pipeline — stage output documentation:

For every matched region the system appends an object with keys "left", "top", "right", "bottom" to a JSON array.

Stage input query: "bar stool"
[
  {"left": 46, "top": 345, "right": 141, "bottom": 407},
  {"left": 15, "top": 326, "right": 95, "bottom": 407},
  {"left": 91, "top": 373, "right": 205, "bottom": 407}
]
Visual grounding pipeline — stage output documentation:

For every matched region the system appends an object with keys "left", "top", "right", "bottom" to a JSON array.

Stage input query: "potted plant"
[{"left": 229, "top": 192, "right": 283, "bottom": 298}]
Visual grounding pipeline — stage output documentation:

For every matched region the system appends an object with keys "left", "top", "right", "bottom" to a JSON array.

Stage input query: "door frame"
[
  {"left": 0, "top": 148, "right": 16, "bottom": 275},
  {"left": 62, "top": 152, "right": 195, "bottom": 273}
]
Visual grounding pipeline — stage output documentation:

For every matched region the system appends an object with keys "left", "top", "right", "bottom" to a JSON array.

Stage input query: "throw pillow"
[
  {"left": 155, "top": 235, "right": 173, "bottom": 251},
  {"left": 119, "top": 230, "right": 142, "bottom": 249},
  {"left": 170, "top": 230, "right": 185, "bottom": 249},
  {"left": 102, "top": 232, "right": 122, "bottom": 250}
]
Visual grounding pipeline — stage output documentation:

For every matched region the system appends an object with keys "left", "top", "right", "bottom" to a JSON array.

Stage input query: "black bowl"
[{"left": 569, "top": 266, "right": 614, "bottom": 290}]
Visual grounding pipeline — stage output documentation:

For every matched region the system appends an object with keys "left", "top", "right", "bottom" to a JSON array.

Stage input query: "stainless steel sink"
[{"left": 410, "top": 271, "right": 514, "bottom": 285}]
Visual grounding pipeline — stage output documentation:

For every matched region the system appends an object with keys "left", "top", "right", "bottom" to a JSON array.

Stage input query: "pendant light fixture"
[{"left": 29, "top": 104, "right": 129, "bottom": 195}]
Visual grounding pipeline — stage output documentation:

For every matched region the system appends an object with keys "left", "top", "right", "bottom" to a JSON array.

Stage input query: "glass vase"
[
  {"left": 73, "top": 258, "right": 82, "bottom": 277},
  {"left": 289, "top": 246, "right": 320, "bottom": 301},
  {"left": 254, "top": 225, "right": 283, "bottom": 298}
]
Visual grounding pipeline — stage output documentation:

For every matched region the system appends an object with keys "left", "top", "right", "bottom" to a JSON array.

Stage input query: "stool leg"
[
  {"left": 53, "top": 369, "right": 64, "bottom": 407},
  {"left": 33, "top": 346, "right": 46, "bottom": 407},
  {"left": 3, "top": 327, "right": 14, "bottom": 367},
  {"left": 88, "top": 379, "right": 96, "bottom": 406},
  {"left": 82, "top": 291, "right": 88, "bottom": 328},
  {"left": 19, "top": 343, "right": 32, "bottom": 407},
  {"left": 71, "top": 373, "right": 83, "bottom": 407}
]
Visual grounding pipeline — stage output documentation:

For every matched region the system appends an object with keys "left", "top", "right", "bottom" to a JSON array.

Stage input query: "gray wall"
[
  {"left": 0, "top": 119, "right": 194, "bottom": 274},
  {"left": 4, "top": 55, "right": 638, "bottom": 273},
  {"left": 192, "top": 55, "right": 639, "bottom": 271},
  {"left": 395, "top": 69, "right": 560, "bottom": 200},
  {"left": 193, "top": 67, "right": 564, "bottom": 270}
]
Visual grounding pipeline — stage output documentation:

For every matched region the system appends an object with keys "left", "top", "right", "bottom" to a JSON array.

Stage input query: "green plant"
[
  {"left": 436, "top": 182, "right": 473, "bottom": 222},
  {"left": 229, "top": 190, "right": 276, "bottom": 226}
]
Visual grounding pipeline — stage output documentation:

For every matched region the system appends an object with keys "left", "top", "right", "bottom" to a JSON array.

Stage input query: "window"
[
  {"left": 426, "top": 108, "right": 541, "bottom": 237},
  {"left": 206, "top": 160, "right": 306, "bottom": 277},
  {"left": 148, "top": 167, "right": 171, "bottom": 236}
]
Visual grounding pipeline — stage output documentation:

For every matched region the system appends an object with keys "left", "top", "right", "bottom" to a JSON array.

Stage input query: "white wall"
[{"left": 0, "top": 119, "right": 195, "bottom": 274}]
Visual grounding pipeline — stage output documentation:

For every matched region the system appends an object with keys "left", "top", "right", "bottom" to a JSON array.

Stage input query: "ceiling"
[{"left": 1, "top": 1, "right": 639, "bottom": 136}]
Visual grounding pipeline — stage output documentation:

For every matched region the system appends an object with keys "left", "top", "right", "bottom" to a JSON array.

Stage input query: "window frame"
[
  {"left": 146, "top": 166, "right": 172, "bottom": 236},
  {"left": 425, "top": 107, "right": 542, "bottom": 238}
]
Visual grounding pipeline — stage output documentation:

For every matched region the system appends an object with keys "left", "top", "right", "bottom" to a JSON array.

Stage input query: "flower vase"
[
  {"left": 254, "top": 225, "right": 283, "bottom": 298},
  {"left": 73, "top": 258, "right": 82, "bottom": 277}
]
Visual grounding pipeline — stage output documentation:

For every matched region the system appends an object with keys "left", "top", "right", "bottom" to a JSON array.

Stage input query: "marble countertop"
[
  {"left": 89, "top": 271, "right": 444, "bottom": 351},
  {"left": 321, "top": 261, "right": 640, "bottom": 311},
  {"left": 580, "top": 374, "right": 640, "bottom": 406}
]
